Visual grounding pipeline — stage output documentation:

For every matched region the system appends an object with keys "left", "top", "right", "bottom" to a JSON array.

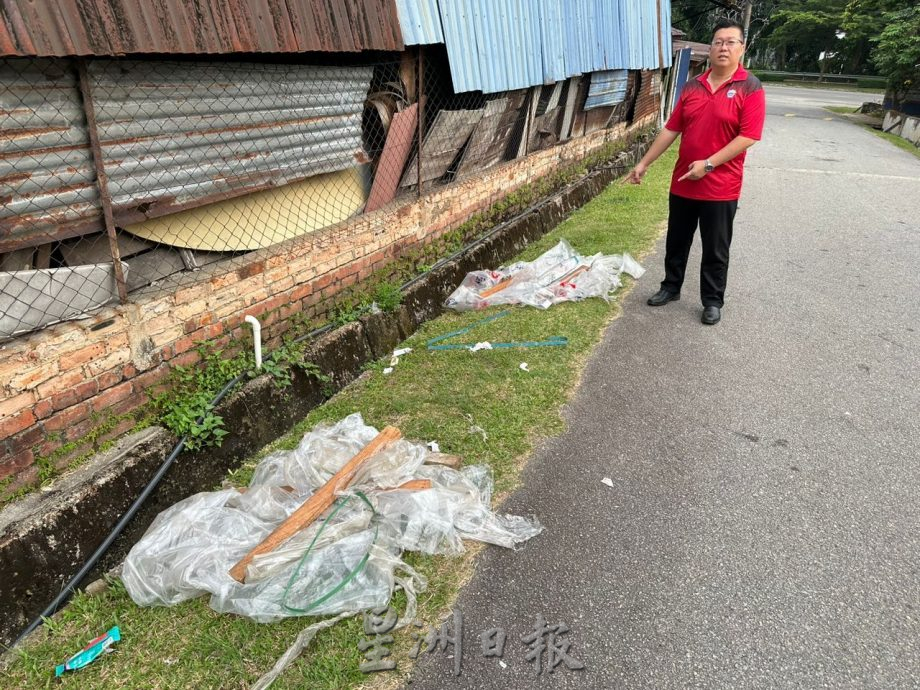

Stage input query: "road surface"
[{"left": 405, "top": 85, "right": 920, "bottom": 688}]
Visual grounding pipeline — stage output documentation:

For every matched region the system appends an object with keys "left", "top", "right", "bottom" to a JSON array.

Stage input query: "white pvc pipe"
[{"left": 244, "top": 315, "right": 262, "bottom": 369}]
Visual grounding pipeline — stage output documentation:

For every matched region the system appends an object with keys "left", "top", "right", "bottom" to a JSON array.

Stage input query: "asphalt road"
[{"left": 405, "top": 86, "right": 920, "bottom": 688}]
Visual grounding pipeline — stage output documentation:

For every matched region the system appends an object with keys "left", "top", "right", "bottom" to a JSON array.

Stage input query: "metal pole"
[
  {"left": 417, "top": 45, "right": 425, "bottom": 198},
  {"left": 76, "top": 58, "right": 128, "bottom": 303}
]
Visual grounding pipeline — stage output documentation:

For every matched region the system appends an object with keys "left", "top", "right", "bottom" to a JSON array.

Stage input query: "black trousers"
[{"left": 661, "top": 193, "right": 738, "bottom": 308}]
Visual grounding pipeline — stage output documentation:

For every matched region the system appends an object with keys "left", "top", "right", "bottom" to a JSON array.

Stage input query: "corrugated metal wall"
[
  {"left": 586, "top": 70, "right": 629, "bottom": 110},
  {"left": 0, "top": 59, "right": 96, "bottom": 251},
  {"left": 395, "top": 0, "right": 444, "bottom": 46},
  {"left": 0, "top": 58, "right": 372, "bottom": 252},
  {"left": 396, "top": 0, "right": 671, "bottom": 93},
  {"left": 0, "top": 0, "right": 403, "bottom": 57}
]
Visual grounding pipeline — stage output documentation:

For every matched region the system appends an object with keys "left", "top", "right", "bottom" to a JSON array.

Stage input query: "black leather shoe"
[
  {"left": 647, "top": 289, "right": 680, "bottom": 306},
  {"left": 701, "top": 306, "right": 721, "bottom": 325}
]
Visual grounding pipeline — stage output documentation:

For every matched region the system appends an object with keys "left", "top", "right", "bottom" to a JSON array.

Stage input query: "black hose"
[{"left": 13, "top": 145, "right": 641, "bottom": 647}]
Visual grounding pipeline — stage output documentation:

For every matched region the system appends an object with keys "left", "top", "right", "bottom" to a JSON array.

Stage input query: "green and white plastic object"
[{"left": 54, "top": 626, "right": 121, "bottom": 677}]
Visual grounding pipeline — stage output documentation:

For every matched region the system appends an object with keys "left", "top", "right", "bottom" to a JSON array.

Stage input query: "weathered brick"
[
  {"left": 50, "top": 388, "right": 80, "bottom": 412},
  {"left": 210, "top": 271, "right": 239, "bottom": 290},
  {"left": 75, "top": 379, "right": 99, "bottom": 401},
  {"left": 33, "top": 399, "right": 53, "bottom": 420},
  {"left": 64, "top": 417, "right": 99, "bottom": 444},
  {"left": 107, "top": 391, "right": 146, "bottom": 417},
  {"left": 237, "top": 259, "right": 265, "bottom": 280},
  {"left": 43, "top": 403, "right": 90, "bottom": 433},
  {"left": 0, "top": 391, "right": 34, "bottom": 419},
  {"left": 86, "top": 348, "right": 131, "bottom": 377},
  {"left": 92, "top": 381, "right": 134, "bottom": 412},
  {"left": 0, "top": 448, "right": 34, "bottom": 481},
  {"left": 142, "top": 312, "right": 179, "bottom": 336},
  {"left": 171, "top": 351, "right": 200, "bottom": 369},
  {"left": 96, "top": 370, "right": 123, "bottom": 391},
  {"left": 8, "top": 423, "right": 43, "bottom": 453},
  {"left": 173, "top": 298, "right": 211, "bottom": 322},
  {"left": 174, "top": 282, "right": 210, "bottom": 305},
  {"left": 58, "top": 342, "right": 105, "bottom": 370},
  {"left": 122, "top": 362, "right": 138, "bottom": 379},
  {"left": 149, "top": 325, "right": 184, "bottom": 348},
  {"left": 0, "top": 408, "right": 36, "bottom": 438},
  {"left": 8, "top": 365, "right": 57, "bottom": 392},
  {"left": 104, "top": 332, "right": 130, "bottom": 352}
]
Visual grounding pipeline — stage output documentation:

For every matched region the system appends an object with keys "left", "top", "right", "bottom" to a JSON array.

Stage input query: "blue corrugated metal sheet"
[
  {"left": 394, "top": 0, "right": 444, "bottom": 46},
  {"left": 585, "top": 69, "right": 628, "bottom": 109},
  {"left": 660, "top": 0, "right": 673, "bottom": 68},
  {"left": 398, "top": 0, "right": 666, "bottom": 93}
]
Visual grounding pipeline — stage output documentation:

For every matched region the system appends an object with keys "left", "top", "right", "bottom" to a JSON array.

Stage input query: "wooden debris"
[
  {"left": 479, "top": 276, "right": 515, "bottom": 299},
  {"left": 381, "top": 479, "right": 432, "bottom": 492},
  {"left": 424, "top": 453, "right": 462, "bottom": 470},
  {"left": 229, "top": 426, "right": 402, "bottom": 583}
]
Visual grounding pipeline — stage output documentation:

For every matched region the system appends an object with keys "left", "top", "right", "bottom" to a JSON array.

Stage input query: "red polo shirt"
[{"left": 665, "top": 65, "right": 766, "bottom": 201}]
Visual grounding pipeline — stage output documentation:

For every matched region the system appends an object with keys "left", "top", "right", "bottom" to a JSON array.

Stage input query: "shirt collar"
[{"left": 696, "top": 64, "right": 748, "bottom": 86}]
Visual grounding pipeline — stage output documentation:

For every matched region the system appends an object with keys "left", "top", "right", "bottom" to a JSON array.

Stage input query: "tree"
[
  {"left": 762, "top": 0, "right": 848, "bottom": 73},
  {"left": 871, "top": 4, "right": 920, "bottom": 108},
  {"left": 841, "top": 0, "right": 903, "bottom": 75}
]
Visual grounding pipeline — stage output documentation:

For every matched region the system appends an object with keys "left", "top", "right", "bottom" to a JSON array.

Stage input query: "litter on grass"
[
  {"left": 122, "top": 414, "right": 542, "bottom": 622},
  {"left": 445, "top": 238, "right": 644, "bottom": 311},
  {"left": 426, "top": 311, "right": 568, "bottom": 352},
  {"left": 54, "top": 627, "right": 120, "bottom": 677}
]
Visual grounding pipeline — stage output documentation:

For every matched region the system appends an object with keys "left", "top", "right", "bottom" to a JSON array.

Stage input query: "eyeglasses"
[{"left": 711, "top": 39, "right": 743, "bottom": 48}]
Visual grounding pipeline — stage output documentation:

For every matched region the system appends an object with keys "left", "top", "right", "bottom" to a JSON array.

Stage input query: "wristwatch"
[{"left": 704, "top": 159, "right": 715, "bottom": 173}]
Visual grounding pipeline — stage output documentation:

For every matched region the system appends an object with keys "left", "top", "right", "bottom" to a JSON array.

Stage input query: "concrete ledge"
[{"left": 0, "top": 132, "right": 652, "bottom": 647}]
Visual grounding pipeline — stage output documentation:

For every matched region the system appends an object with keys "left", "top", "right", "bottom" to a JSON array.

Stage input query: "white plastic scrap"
[
  {"left": 427, "top": 441, "right": 440, "bottom": 453},
  {"left": 469, "top": 341, "right": 493, "bottom": 352},
  {"left": 385, "top": 347, "right": 412, "bottom": 373},
  {"left": 519, "top": 362, "right": 530, "bottom": 372},
  {"left": 122, "top": 413, "right": 541, "bottom": 622},
  {"left": 444, "top": 238, "right": 645, "bottom": 311},
  {"left": 601, "top": 477, "right": 615, "bottom": 488}
]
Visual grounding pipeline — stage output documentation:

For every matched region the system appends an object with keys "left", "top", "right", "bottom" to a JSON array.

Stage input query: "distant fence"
[{"left": 1, "top": 53, "right": 656, "bottom": 341}]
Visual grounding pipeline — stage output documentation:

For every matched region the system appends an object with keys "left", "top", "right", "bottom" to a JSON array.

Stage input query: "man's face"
[{"left": 709, "top": 27, "right": 745, "bottom": 70}]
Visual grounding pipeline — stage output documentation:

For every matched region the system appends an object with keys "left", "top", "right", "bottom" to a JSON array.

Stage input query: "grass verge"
[
  {"left": 824, "top": 106, "right": 920, "bottom": 161},
  {"left": 2, "top": 146, "right": 677, "bottom": 690}
]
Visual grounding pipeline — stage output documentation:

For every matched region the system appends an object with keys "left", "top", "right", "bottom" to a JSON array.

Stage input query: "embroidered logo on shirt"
[{"left": 727, "top": 89, "right": 737, "bottom": 99}]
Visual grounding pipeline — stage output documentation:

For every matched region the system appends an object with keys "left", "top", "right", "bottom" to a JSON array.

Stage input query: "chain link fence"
[{"left": 1, "top": 50, "right": 651, "bottom": 341}]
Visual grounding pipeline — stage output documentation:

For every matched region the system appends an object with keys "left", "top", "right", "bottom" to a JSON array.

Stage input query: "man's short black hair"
[{"left": 713, "top": 17, "right": 745, "bottom": 42}]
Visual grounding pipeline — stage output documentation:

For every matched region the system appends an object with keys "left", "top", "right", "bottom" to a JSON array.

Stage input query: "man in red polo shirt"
[{"left": 627, "top": 18, "right": 766, "bottom": 325}]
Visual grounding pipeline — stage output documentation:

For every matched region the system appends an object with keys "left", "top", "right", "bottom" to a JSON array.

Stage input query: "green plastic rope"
[
  {"left": 426, "top": 310, "right": 568, "bottom": 351},
  {"left": 281, "top": 490, "right": 378, "bottom": 614}
]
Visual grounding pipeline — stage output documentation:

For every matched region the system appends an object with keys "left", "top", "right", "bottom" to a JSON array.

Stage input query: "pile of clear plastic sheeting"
[
  {"left": 122, "top": 414, "right": 542, "bottom": 622},
  {"left": 444, "top": 238, "right": 645, "bottom": 311}
]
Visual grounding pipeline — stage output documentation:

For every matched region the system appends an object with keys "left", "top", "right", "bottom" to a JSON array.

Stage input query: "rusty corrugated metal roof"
[{"left": 0, "top": 0, "right": 403, "bottom": 57}]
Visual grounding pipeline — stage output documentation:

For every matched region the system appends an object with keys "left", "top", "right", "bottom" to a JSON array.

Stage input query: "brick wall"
[{"left": 0, "top": 115, "right": 656, "bottom": 492}]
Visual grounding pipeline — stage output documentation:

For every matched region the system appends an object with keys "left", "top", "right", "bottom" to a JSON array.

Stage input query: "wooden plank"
[
  {"left": 229, "top": 426, "right": 402, "bottom": 583},
  {"left": 423, "top": 453, "right": 462, "bottom": 470},
  {"left": 365, "top": 104, "right": 418, "bottom": 213},
  {"left": 381, "top": 479, "right": 432, "bottom": 491},
  {"left": 456, "top": 93, "right": 528, "bottom": 177},
  {"left": 400, "top": 109, "right": 483, "bottom": 188}
]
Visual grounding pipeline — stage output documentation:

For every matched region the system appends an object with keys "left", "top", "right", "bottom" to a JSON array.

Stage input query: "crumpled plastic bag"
[
  {"left": 444, "top": 238, "right": 645, "bottom": 311},
  {"left": 122, "top": 413, "right": 542, "bottom": 621}
]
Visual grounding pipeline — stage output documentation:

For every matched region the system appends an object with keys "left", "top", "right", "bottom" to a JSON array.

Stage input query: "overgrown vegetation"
[
  {"left": 152, "top": 338, "right": 326, "bottom": 450},
  {"left": 2, "top": 145, "right": 677, "bottom": 690},
  {"left": 674, "top": 0, "right": 919, "bottom": 97}
]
